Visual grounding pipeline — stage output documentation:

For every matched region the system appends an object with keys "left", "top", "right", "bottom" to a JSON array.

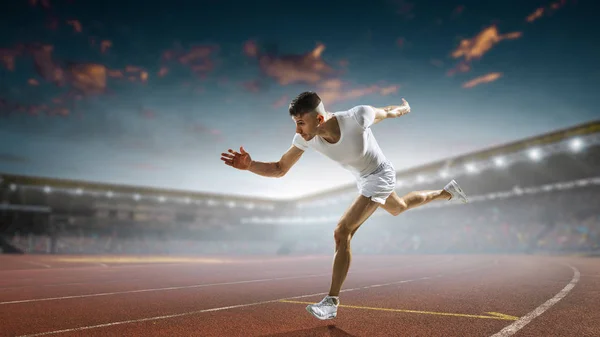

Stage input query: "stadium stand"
[{"left": 1, "top": 120, "right": 599, "bottom": 256}]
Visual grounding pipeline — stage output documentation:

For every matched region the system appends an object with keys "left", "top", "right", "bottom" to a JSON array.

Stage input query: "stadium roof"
[{"left": 0, "top": 173, "right": 280, "bottom": 204}]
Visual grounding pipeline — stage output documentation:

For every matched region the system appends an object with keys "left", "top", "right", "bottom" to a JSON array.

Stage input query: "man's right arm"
[{"left": 248, "top": 145, "right": 304, "bottom": 178}]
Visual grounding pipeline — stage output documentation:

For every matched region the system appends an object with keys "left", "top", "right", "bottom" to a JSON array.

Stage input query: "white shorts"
[{"left": 356, "top": 161, "right": 396, "bottom": 205}]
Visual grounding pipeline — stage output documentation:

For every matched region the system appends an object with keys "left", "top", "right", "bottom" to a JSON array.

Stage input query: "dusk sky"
[{"left": 0, "top": 0, "right": 598, "bottom": 199}]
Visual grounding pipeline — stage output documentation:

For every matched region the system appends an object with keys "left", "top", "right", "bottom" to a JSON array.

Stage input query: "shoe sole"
[
  {"left": 306, "top": 305, "right": 336, "bottom": 320},
  {"left": 450, "top": 180, "right": 468, "bottom": 203}
]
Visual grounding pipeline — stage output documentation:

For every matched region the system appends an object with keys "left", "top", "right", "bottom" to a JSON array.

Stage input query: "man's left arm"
[{"left": 372, "top": 98, "right": 411, "bottom": 125}]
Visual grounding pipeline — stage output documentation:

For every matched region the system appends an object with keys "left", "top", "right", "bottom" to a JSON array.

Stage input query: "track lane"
[
  {"left": 1, "top": 255, "right": 597, "bottom": 337},
  {"left": 1, "top": 256, "right": 462, "bottom": 336}
]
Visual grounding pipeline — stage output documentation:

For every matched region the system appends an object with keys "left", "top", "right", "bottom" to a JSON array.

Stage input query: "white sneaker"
[
  {"left": 444, "top": 180, "right": 468, "bottom": 203},
  {"left": 306, "top": 296, "right": 339, "bottom": 320}
]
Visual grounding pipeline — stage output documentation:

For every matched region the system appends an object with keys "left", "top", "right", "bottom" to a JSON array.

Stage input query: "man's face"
[{"left": 292, "top": 111, "right": 323, "bottom": 141}]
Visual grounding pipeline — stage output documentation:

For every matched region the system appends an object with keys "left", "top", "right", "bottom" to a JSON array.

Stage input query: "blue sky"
[{"left": 0, "top": 0, "right": 598, "bottom": 199}]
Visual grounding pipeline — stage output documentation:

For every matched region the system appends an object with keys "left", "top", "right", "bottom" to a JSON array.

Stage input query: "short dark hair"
[{"left": 288, "top": 91, "right": 321, "bottom": 116}]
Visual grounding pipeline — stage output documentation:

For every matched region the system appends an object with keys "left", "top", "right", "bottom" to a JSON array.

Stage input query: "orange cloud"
[
  {"left": 0, "top": 48, "right": 20, "bottom": 71},
  {"left": 67, "top": 20, "right": 82, "bottom": 33},
  {"left": 526, "top": 8, "right": 545, "bottom": 22},
  {"left": 100, "top": 40, "right": 112, "bottom": 54},
  {"left": 68, "top": 63, "right": 107, "bottom": 95},
  {"left": 243, "top": 40, "right": 258, "bottom": 57},
  {"left": 258, "top": 43, "right": 337, "bottom": 85},
  {"left": 273, "top": 95, "right": 288, "bottom": 109},
  {"left": 161, "top": 44, "right": 219, "bottom": 76},
  {"left": 31, "top": 44, "right": 67, "bottom": 86},
  {"left": 451, "top": 25, "right": 522, "bottom": 62},
  {"left": 107, "top": 69, "right": 124, "bottom": 78},
  {"left": 462, "top": 72, "right": 502, "bottom": 88},
  {"left": 317, "top": 79, "right": 400, "bottom": 106},
  {"left": 158, "top": 66, "right": 169, "bottom": 77},
  {"left": 446, "top": 62, "right": 471, "bottom": 76},
  {"left": 526, "top": 0, "right": 569, "bottom": 23},
  {"left": 28, "top": 79, "right": 40, "bottom": 86}
]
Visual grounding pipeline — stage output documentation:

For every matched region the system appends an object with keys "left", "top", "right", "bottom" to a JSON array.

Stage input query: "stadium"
[
  {"left": 2, "top": 1, "right": 599, "bottom": 335},
  {"left": 1, "top": 120, "right": 599, "bottom": 336}
]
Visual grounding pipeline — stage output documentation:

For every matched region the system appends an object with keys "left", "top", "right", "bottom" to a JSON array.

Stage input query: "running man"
[{"left": 220, "top": 91, "right": 468, "bottom": 320}]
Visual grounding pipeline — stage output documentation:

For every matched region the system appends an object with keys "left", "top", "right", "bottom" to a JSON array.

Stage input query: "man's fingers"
[
  {"left": 228, "top": 149, "right": 241, "bottom": 156},
  {"left": 240, "top": 146, "right": 247, "bottom": 154},
  {"left": 221, "top": 157, "right": 233, "bottom": 165},
  {"left": 221, "top": 152, "right": 235, "bottom": 159}
]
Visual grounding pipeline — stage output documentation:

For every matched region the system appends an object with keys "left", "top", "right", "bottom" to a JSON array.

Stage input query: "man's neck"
[{"left": 316, "top": 114, "right": 341, "bottom": 144}]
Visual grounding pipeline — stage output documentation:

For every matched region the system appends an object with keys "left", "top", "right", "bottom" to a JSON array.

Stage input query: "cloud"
[
  {"left": 67, "top": 20, "right": 82, "bottom": 33},
  {"left": 317, "top": 79, "right": 400, "bottom": 106},
  {"left": 0, "top": 47, "right": 22, "bottom": 71},
  {"left": 273, "top": 95, "right": 288, "bottom": 109},
  {"left": 100, "top": 40, "right": 112, "bottom": 54},
  {"left": 255, "top": 43, "right": 338, "bottom": 86},
  {"left": 462, "top": 72, "right": 502, "bottom": 88},
  {"left": 162, "top": 44, "right": 220, "bottom": 77},
  {"left": 446, "top": 25, "right": 521, "bottom": 78},
  {"left": 451, "top": 25, "right": 522, "bottom": 62},
  {"left": 243, "top": 40, "right": 258, "bottom": 57},
  {"left": 526, "top": 0, "right": 569, "bottom": 23}
]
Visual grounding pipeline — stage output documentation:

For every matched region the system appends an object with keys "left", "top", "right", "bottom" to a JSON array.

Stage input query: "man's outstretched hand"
[{"left": 221, "top": 146, "right": 252, "bottom": 170}]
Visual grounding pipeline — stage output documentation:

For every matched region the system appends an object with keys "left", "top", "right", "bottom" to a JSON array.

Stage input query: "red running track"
[{"left": 0, "top": 254, "right": 599, "bottom": 337}]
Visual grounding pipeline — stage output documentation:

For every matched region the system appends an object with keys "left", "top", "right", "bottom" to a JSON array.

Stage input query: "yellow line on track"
[{"left": 279, "top": 300, "right": 519, "bottom": 321}]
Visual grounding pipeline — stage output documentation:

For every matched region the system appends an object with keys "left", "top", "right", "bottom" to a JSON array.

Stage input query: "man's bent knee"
[
  {"left": 388, "top": 199, "right": 408, "bottom": 216},
  {"left": 334, "top": 225, "right": 353, "bottom": 247}
]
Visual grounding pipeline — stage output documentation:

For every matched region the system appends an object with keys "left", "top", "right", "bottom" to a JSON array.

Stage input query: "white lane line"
[
  {"left": 16, "top": 260, "right": 493, "bottom": 337},
  {"left": 489, "top": 265, "right": 580, "bottom": 337},
  {"left": 0, "top": 256, "right": 449, "bottom": 291},
  {"left": 24, "top": 261, "right": 52, "bottom": 269},
  {"left": 0, "top": 258, "right": 451, "bottom": 305}
]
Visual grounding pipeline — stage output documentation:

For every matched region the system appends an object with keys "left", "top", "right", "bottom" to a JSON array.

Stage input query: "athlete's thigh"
[{"left": 338, "top": 194, "right": 380, "bottom": 235}]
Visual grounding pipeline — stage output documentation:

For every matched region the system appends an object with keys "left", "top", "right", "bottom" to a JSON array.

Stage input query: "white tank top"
[{"left": 292, "top": 105, "right": 388, "bottom": 177}]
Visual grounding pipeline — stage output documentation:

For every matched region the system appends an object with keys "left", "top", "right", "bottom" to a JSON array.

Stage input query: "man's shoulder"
[
  {"left": 291, "top": 132, "right": 310, "bottom": 151},
  {"left": 336, "top": 105, "right": 375, "bottom": 129}
]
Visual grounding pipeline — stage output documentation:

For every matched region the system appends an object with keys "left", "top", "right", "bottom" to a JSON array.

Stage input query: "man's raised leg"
[
  {"left": 305, "top": 194, "right": 380, "bottom": 320},
  {"left": 381, "top": 180, "right": 468, "bottom": 216}
]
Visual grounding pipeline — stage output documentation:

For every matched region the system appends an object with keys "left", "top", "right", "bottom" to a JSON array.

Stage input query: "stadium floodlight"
[
  {"left": 75, "top": 188, "right": 83, "bottom": 195},
  {"left": 133, "top": 193, "right": 141, "bottom": 201},
  {"left": 106, "top": 191, "right": 113, "bottom": 198},
  {"left": 528, "top": 148, "right": 542, "bottom": 161},
  {"left": 158, "top": 196, "right": 166, "bottom": 203},
  {"left": 464, "top": 162, "right": 477, "bottom": 173},
  {"left": 439, "top": 170, "right": 449, "bottom": 178},
  {"left": 43, "top": 186, "right": 52, "bottom": 193},
  {"left": 493, "top": 156, "right": 505, "bottom": 167},
  {"left": 184, "top": 197, "right": 191, "bottom": 204},
  {"left": 416, "top": 175, "right": 425, "bottom": 183},
  {"left": 9, "top": 184, "right": 17, "bottom": 191},
  {"left": 569, "top": 138, "right": 584, "bottom": 152}
]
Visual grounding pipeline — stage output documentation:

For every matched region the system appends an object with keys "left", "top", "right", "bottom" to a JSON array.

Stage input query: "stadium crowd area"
[{"left": 5, "top": 185, "right": 598, "bottom": 256}]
